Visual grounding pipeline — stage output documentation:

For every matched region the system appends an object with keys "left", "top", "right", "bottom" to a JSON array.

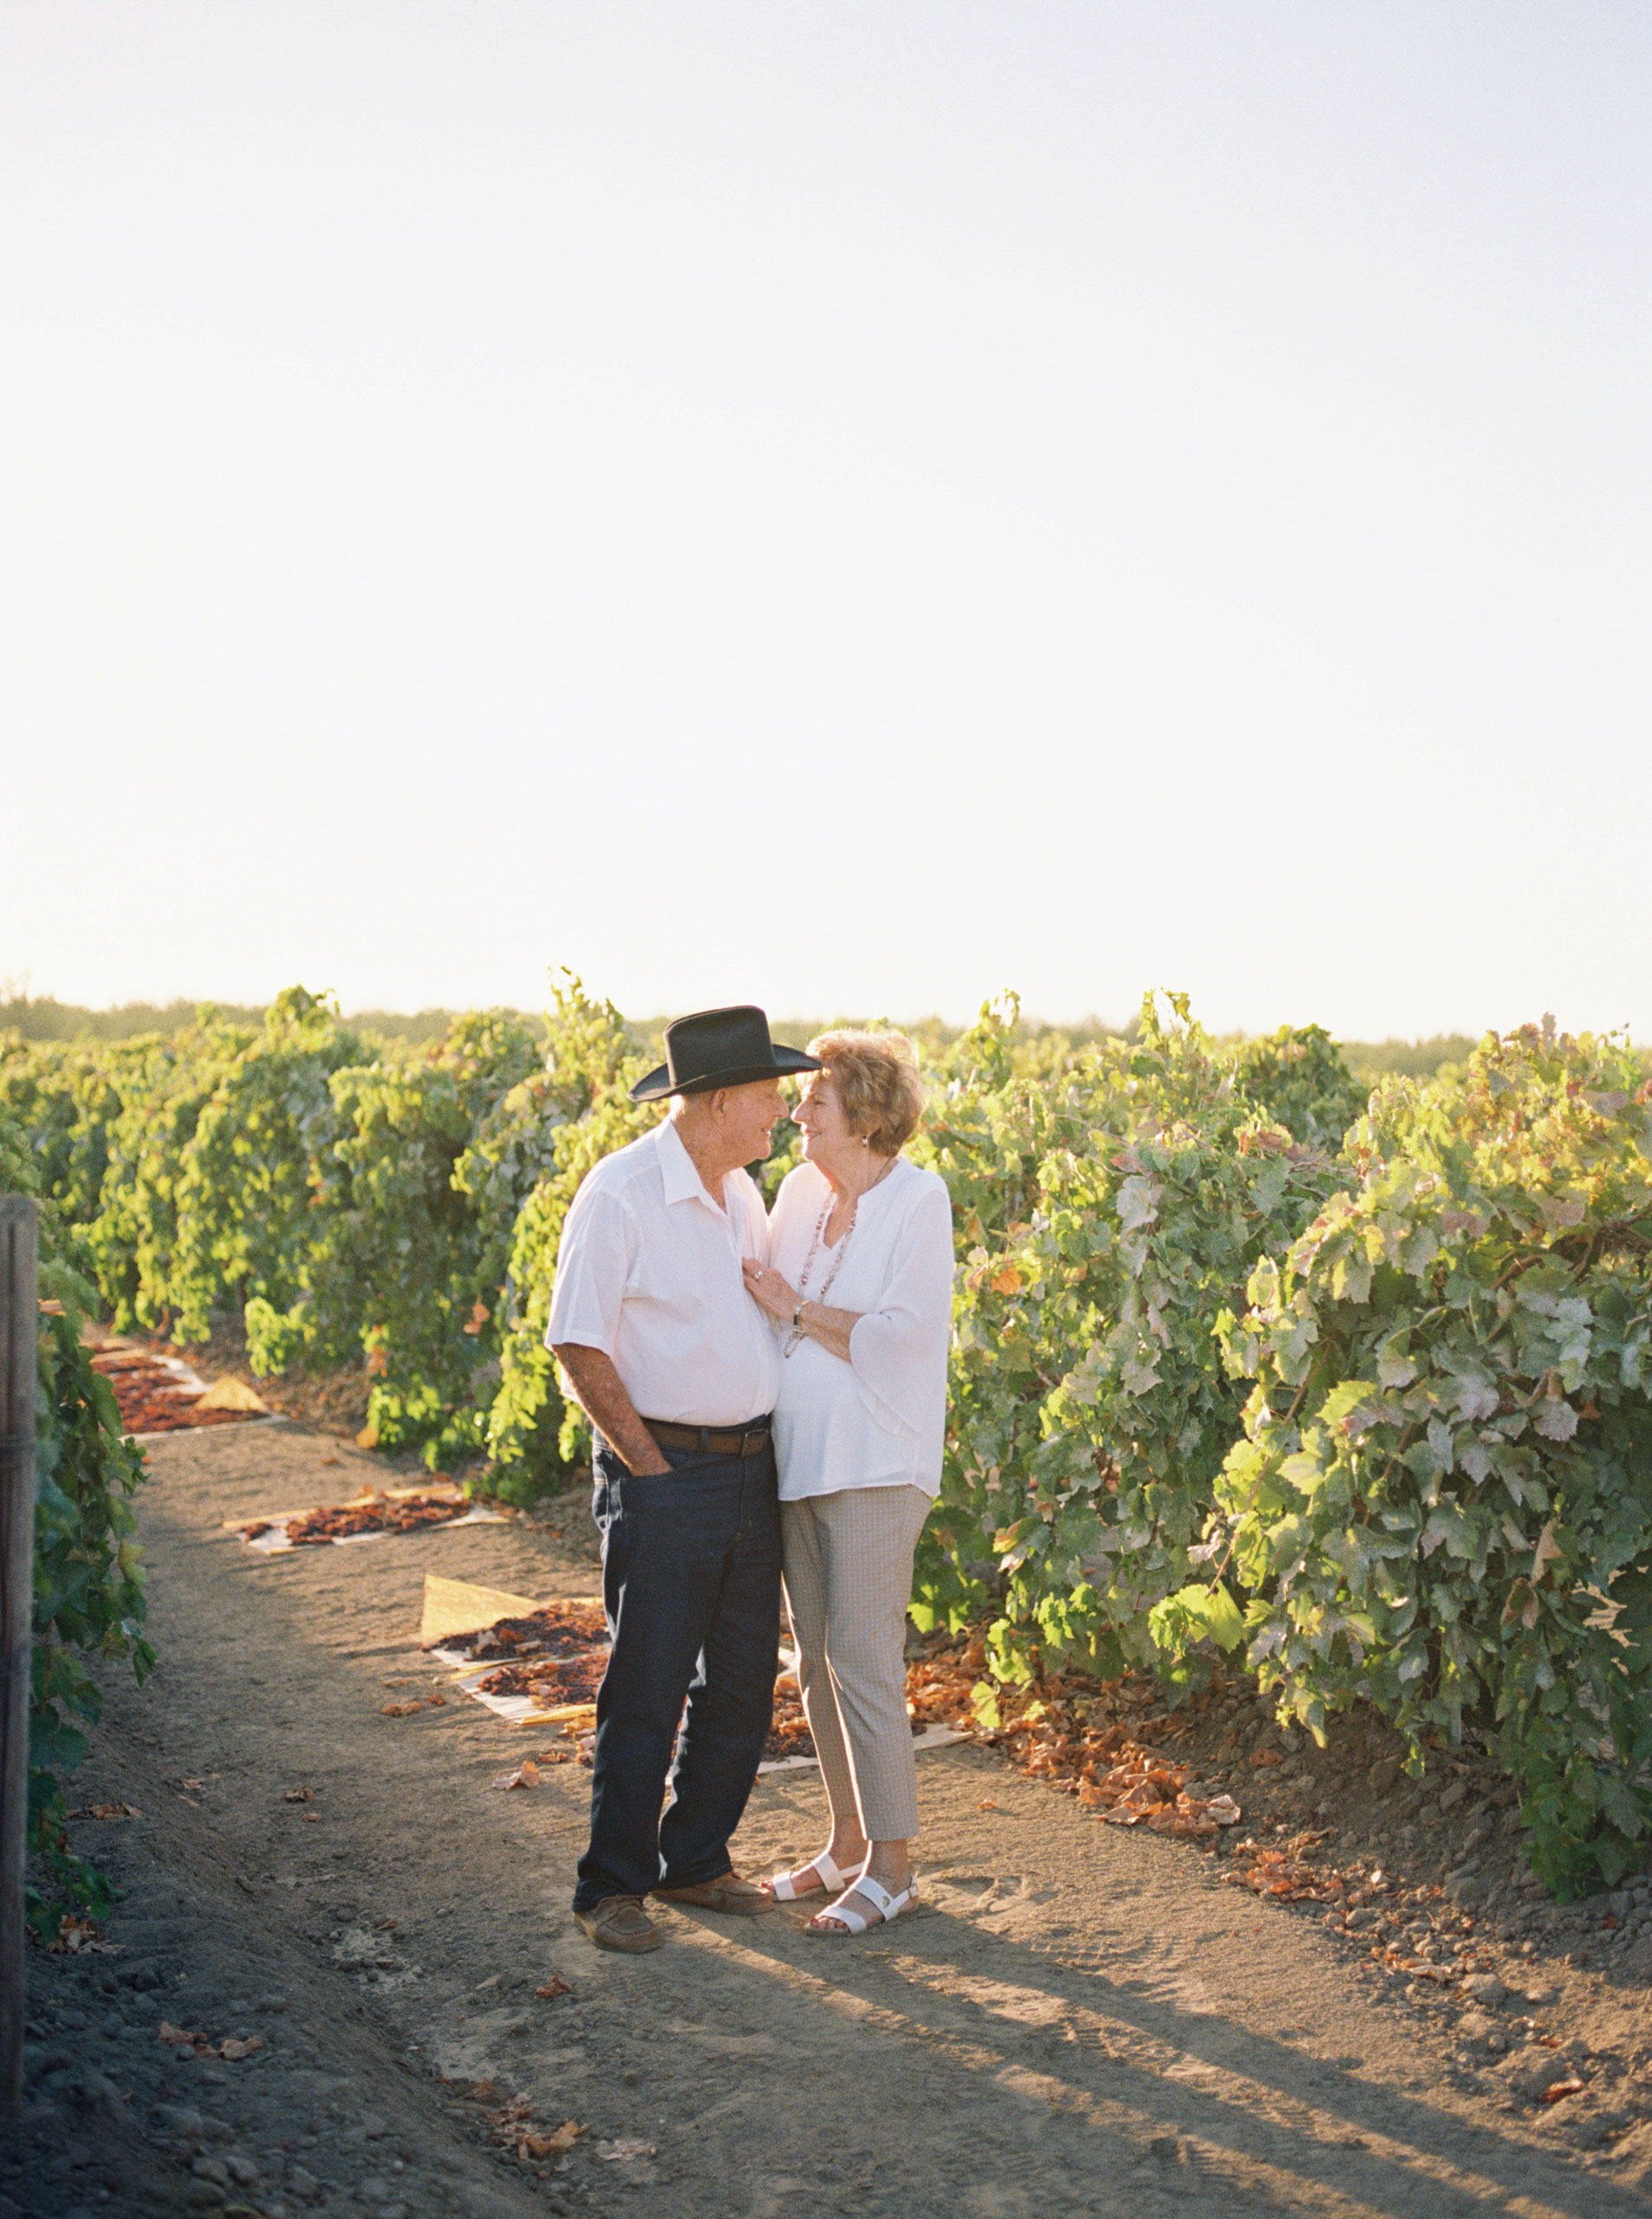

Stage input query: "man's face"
[{"left": 721, "top": 1077, "right": 786, "bottom": 1163}]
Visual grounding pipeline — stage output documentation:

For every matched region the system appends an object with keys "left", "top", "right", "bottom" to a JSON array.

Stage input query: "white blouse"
[{"left": 767, "top": 1156, "right": 954, "bottom": 1501}]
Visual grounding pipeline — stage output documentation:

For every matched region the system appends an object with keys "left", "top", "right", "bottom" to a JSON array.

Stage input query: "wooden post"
[{"left": 0, "top": 1195, "right": 37, "bottom": 2112}]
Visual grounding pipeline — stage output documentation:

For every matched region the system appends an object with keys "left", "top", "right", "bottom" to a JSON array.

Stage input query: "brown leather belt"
[{"left": 643, "top": 1416, "right": 773, "bottom": 1460}]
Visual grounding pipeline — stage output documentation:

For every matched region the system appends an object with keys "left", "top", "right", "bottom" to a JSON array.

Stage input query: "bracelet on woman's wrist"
[{"left": 792, "top": 1301, "right": 805, "bottom": 1330}]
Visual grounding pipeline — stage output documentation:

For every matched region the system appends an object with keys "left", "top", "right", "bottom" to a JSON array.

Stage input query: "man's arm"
[{"left": 552, "top": 1344, "right": 671, "bottom": 1476}]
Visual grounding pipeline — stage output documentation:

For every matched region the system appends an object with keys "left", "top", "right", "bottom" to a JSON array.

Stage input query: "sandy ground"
[{"left": 9, "top": 1419, "right": 1652, "bottom": 2219}]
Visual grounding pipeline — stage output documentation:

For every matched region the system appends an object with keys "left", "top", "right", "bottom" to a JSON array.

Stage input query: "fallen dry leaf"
[
  {"left": 535, "top": 1975, "right": 571, "bottom": 2001},
  {"left": 597, "top": 2138, "right": 656, "bottom": 2161},
  {"left": 380, "top": 1702, "right": 425, "bottom": 1717},
  {"left": 156, "top": 2021, "right": 263, "bottom": 2061},
  {"left": 49, "top": 1914, "right": 120, "bottom": 1955},
  {"left": 1221, "top": 1832, "right": 1349, "bottom": 1906},
  {"left": 906, "top": 1638, "right": 1225, "bottom": 1848},
  {"left": 481, "top": 2092, "right": 585, "bottom": 2163},
  {"left": 1540, "top": 2078, "right": 1587, "bottom": 2105},
  {"left": 75, "top": 1802, "right": 140, "bottom": 1820},
  {"left": 283, "top": 1786, "right": 314, "bottom": 1804},
  {"left": 894, "top": 1637, "right": 1385, "bottom": 1916},
  {"left": 491, "top": 1761, "right": 541, "bottom": 1792}
]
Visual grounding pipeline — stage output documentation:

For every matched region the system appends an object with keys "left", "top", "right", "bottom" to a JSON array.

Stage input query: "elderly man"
[{"left": 548, "top": 1005, "right": 821, "bottom": 1954}]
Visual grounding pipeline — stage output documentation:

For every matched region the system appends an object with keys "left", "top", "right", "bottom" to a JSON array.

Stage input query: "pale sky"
[{"left": 3, "top": 3, "right": 1648, "bottom": 1038}]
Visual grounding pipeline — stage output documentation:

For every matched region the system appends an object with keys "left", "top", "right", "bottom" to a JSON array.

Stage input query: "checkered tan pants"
[{"left": 780, "top": 1485, "right": 933, "bottom": 1843}]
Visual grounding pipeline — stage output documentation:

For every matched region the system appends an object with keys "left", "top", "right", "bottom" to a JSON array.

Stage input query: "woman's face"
[{"left": 794, "top": 1071, "right": 857, "bottom": 1166}]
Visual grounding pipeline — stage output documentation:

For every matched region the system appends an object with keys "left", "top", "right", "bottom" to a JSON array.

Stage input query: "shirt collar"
[{"left": 654, "top": 1117, "right": 727, "bottom": 1212}]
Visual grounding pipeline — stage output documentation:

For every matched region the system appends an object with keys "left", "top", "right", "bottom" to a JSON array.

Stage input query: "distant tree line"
[{"left": 0, "top": 992, "right": 1510, "bottom": 1083}]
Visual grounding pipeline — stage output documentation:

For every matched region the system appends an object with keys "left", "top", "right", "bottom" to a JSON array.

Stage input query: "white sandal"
[
  {"left": 807, "top": 1875, "right": 917, "bottom": 1936},
  {"left": 766, "top": 1851, "right": 852, "bottom": 1903}
]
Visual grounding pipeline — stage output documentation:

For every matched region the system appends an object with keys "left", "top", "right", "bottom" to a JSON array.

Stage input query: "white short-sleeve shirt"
[
  {"left": 545, "top": 1119, "right": 780, "bottom": 1427},
  {"left": 767, "top": 1157, "right": 954, "bottom": 1500}
]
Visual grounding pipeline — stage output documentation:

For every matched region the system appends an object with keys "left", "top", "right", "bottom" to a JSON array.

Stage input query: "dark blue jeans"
[{"left": 573, "top": 1437, "right": 781, "bottom": 1913}]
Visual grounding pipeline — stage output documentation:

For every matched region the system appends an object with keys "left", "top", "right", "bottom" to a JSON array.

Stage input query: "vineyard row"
[{"left": 4, "top": 982, "right": 1650, "bottom": 1897}]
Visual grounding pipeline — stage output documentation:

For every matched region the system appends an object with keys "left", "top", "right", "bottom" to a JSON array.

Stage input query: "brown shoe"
[
  {"left": 574, "top": 1895, "right": 662, "bottom": 1953},
  {"left": 652, "top": 1872, "right": 772, "bottom": 1916}
]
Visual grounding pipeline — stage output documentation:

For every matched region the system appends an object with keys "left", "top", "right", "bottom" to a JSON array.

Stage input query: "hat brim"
[{"left": 629, "top": 1046, "right": 821, "bottom": 1103}]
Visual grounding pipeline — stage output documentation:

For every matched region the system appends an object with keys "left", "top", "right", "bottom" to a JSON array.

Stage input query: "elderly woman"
[{"left": 741, "top": 1031, "right": 953, "bottom": 1935}]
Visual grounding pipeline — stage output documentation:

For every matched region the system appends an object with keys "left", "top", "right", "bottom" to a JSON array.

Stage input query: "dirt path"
[{"left": 10, "top": 1422, "right": 1652, "bottom": 2219}]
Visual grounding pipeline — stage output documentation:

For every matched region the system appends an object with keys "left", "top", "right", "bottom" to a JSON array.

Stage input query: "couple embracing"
[{"left": 546, "top": 1005, "right": 953, "bottom": 1953}]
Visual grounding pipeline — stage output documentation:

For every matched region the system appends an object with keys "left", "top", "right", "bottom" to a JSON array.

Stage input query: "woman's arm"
[
  {"left": 790, "top": 1298, "right": 858, "bottom": 1363},
  {"left": 837, "top": 1182, "right": 956, "bottom": 1428},
  {"left": 742, "top": 1255, "right": 862, "bottom": 1362}
]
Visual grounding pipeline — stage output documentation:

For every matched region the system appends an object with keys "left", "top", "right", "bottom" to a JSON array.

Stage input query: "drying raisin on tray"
[
  {"left": 762, "top": 1689, "right": 817, "bottom": 1764},
  {"left": 474, "top": 1653, "right": 608, "bottom": 1705},
  {"left": 446, "top": 1602, "right": 608, "bottom": 1663},
  {"left": 281, "top": 1493, "right": 471, "bottom": 1546}
]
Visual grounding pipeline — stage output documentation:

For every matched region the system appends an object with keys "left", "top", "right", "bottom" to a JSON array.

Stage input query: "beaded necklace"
[
  {"left": 781, "top": 1155, "right": 897, "bottom": 1358},
  {"left": 782, "top": 1199, "right": 854, "bottom": 1357}
]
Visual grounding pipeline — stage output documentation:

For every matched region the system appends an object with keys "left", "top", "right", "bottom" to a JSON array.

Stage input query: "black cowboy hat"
[{"left": 629, "top": 1005, "right": 822, "bottom": 1103}]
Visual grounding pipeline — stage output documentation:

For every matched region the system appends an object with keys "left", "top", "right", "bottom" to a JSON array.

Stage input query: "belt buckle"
[{"left": 742, "top": 1426, "right": 764, "bottom": 1458}]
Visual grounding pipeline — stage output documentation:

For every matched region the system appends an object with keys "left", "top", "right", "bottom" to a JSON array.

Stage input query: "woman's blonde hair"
[{"left": 806, "top": 1030, "right": 926, "bottom": 1157}]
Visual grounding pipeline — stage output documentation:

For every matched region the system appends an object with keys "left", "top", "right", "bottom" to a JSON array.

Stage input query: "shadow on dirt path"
[{"left": 8, "top": 1423, "right": 1652, "bottom": 2219}]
